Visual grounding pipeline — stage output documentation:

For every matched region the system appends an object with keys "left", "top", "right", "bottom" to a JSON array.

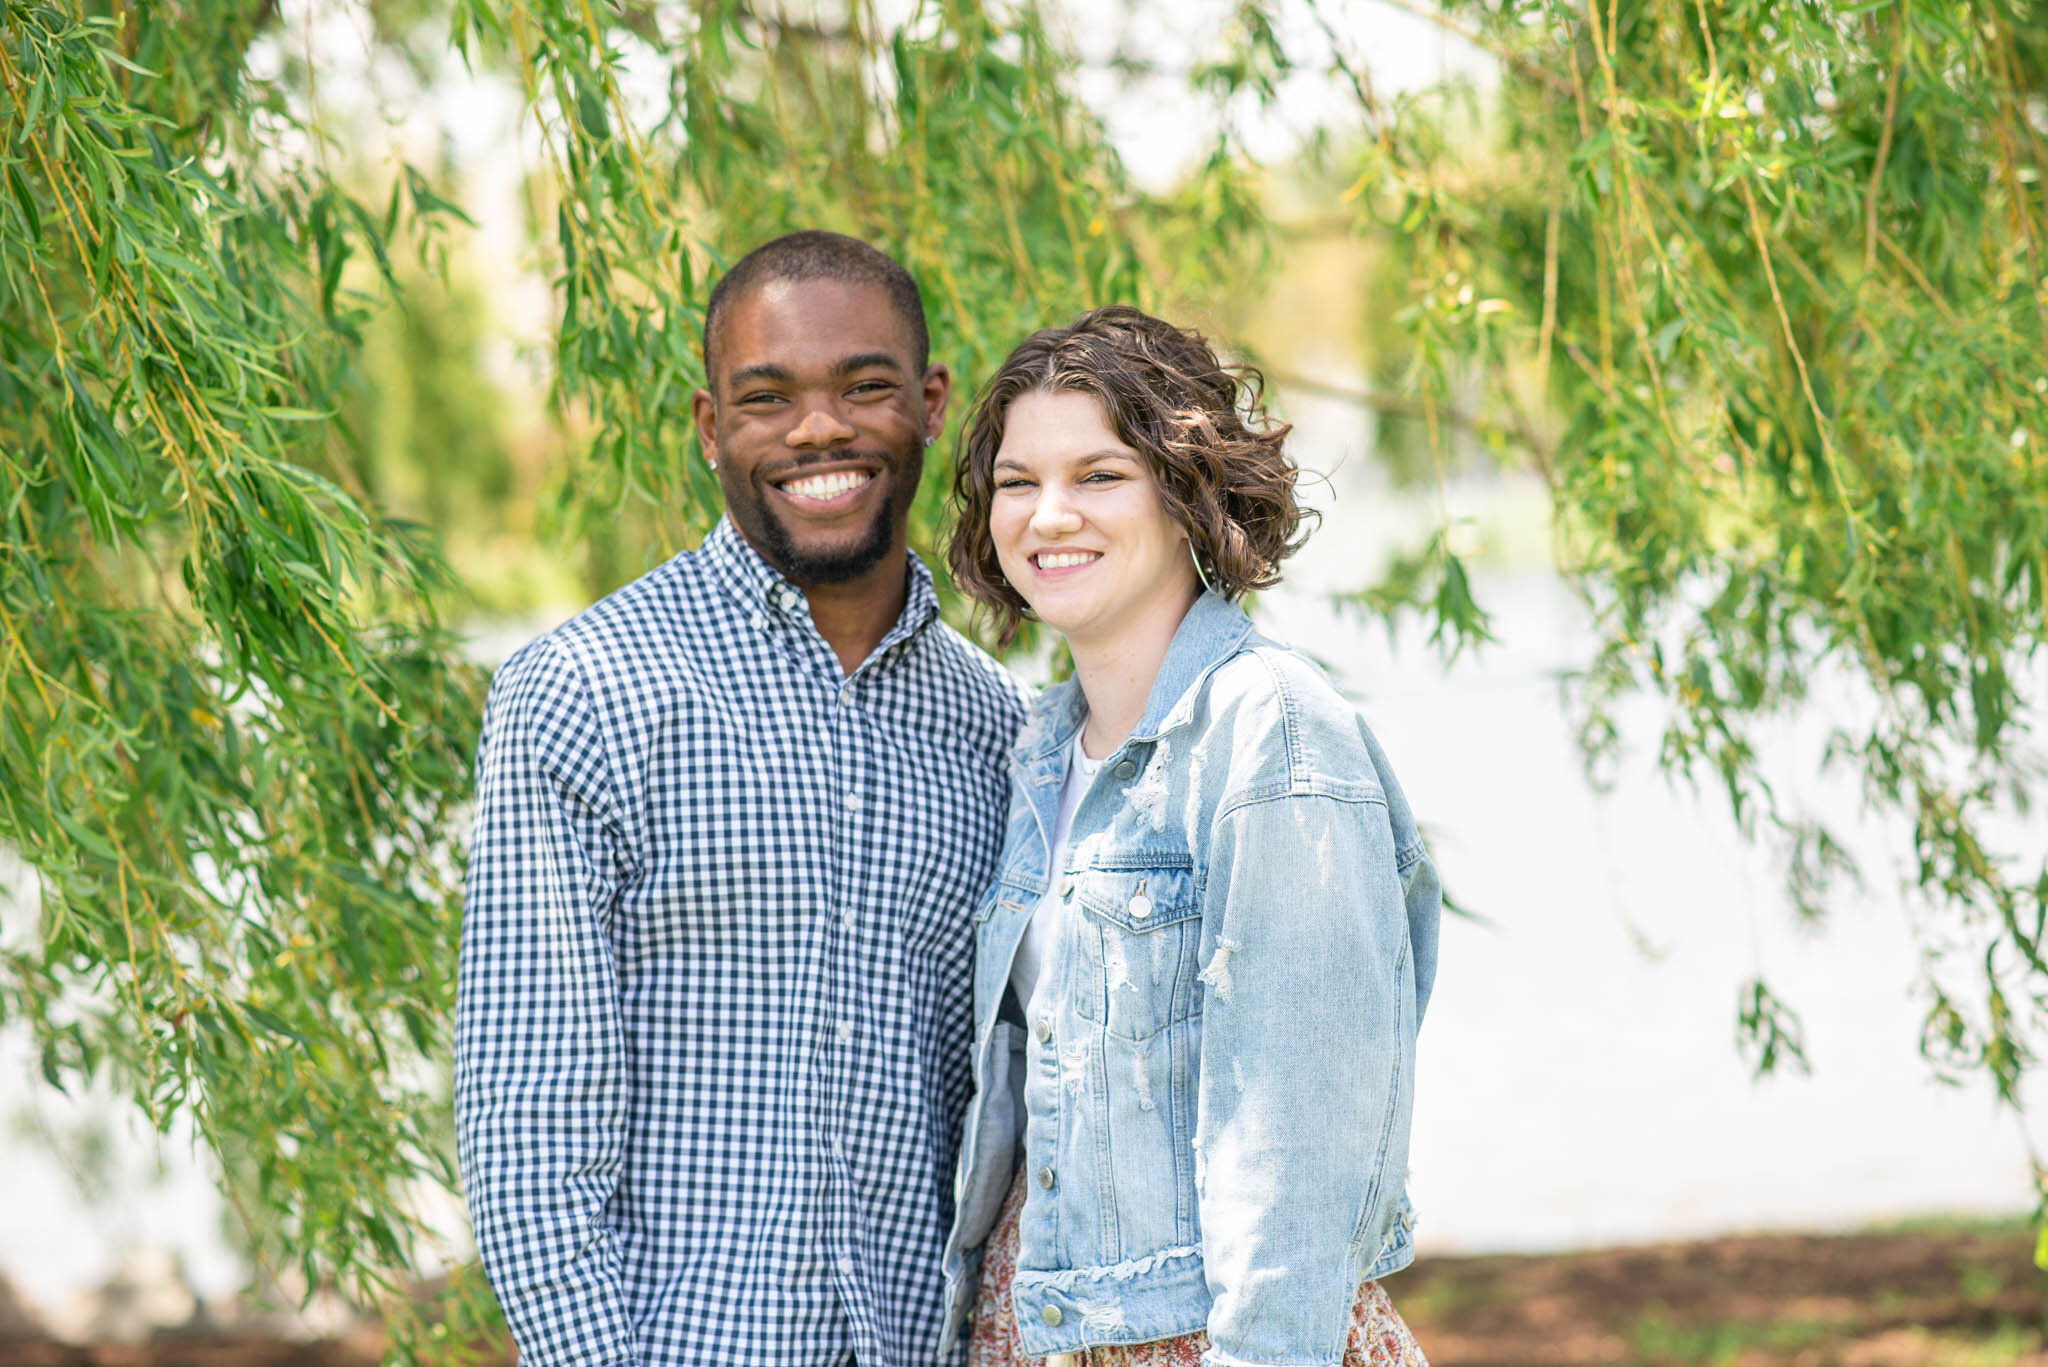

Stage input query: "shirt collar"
[
  {"left": 1011, "top": 590, "right": 1255, "bottom": 767},
  {"left": 701, "top": 516, "right": 941, "bottom": 665}
]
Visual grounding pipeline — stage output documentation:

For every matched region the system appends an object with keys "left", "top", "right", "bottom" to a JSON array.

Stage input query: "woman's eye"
[
  {"left": 995, "top": 477, "right": 1035, "bottom": 491},
  {"left": 1082, "top": 470, "right": 1125, "bottom": 484}
]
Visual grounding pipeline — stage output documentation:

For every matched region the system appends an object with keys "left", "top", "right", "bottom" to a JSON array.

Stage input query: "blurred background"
[{"left": 2, "top": 1, "right": 2044, "bottom": 1363}]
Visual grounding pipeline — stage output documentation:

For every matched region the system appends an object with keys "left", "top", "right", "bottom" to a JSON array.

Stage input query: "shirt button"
[
  {"left": 1037, "top": 1165, "right": 1055, "bottom": 1190},
  {"left": 1113, "top": 758, "right": 1138, "bottom": 779},
  {"left": 844, "top": 792, "right": 863, "bottom": 811},
  {"left": 837, "top": 1256, "right": 856, "bottom": 1277},
  {"left": 837, "top": 1020, "right": 855, "bottom": 1043},
  {"left": 1041, "top": 1305, "right": 1063, "bottom": 1327},
  {"left": 841, "top": 909, "right": 857, "bottom": 930},
  {"left": 1034, "top": 1018, "right": 1053, "bottom": 1044},
  {"left": 748, "top": 611, "right": 767, "bottom": 631}
]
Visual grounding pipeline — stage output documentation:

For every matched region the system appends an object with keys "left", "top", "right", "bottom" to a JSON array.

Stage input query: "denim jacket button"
[
  {"left": 1041, "top": 1305, "right": 1063, "bottom": 1327},
  {"left": 1128, "top": 892, "right": 1153, "bottom": 919},
  {"left": 1037, "top": 1165, "right": 1056, "bottom": 1190},
  {"left": 1058, "top": 877, "right": 1074, "bottom": 898},
  {"left": 1113, "top": 758, "right": 1138, "bottom": 779},
  {"left": 1034, "top": 1018, "right": 1053, "bottom": 1044}
]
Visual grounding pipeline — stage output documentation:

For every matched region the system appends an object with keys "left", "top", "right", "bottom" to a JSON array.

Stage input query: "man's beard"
[
  {"left": 732, "top": 444, "right": 923, "bottom": 585},
  {"left": 755, "top": 491, "right": 897, "bottom": 584}
]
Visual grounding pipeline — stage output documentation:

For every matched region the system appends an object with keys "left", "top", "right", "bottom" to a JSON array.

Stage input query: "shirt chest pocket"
[{"left": 1069, "top": 864, "right": 1202, "bottom": 1041}]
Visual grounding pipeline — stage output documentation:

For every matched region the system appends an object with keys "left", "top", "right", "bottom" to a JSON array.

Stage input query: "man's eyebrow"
[
  {"left": 835, "top": 351, "right": 907, "bottom": 377},
  {"left": 728, "top": 363, "right": 794, "bottom": 389}
]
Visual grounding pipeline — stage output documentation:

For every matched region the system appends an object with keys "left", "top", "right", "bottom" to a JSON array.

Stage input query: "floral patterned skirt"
[{"left": 967, "top": 1166, "right": 1429, "bottom": 1367}]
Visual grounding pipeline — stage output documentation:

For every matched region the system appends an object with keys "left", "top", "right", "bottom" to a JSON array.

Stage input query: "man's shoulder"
[
  {"left": 551, "top": 552, "right": 705, "bottom": 654},
  {"left": 487, "top": 554, "right": 707, "bottom": 709},
  {"left": 916, "top": 619, "right": 1031, "bottom": 725}
]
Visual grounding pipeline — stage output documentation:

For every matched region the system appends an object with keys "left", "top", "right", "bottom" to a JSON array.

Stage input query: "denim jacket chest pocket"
[{"left": 1069, "top": 863, "right": 1202, "bottom": 1041}]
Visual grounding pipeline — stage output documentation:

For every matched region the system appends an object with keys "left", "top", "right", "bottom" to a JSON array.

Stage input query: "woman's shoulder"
[{"left": 1189, "top": 635, "right": 1387, "bottom": 804}]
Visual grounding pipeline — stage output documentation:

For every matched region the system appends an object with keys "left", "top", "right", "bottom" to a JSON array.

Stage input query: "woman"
[{"left": 936, "top": 307, "right": 1440, "bottom": 1367}]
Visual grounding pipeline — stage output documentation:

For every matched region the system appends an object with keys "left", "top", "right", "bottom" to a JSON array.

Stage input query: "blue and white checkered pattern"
[{"left": 456, "top": 518, "right": 1026, "bottom": 1367}]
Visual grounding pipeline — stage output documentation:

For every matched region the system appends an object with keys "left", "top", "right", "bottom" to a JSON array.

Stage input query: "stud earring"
[{"left": 924, "top": 435, "right": 936, "bottom": 448}]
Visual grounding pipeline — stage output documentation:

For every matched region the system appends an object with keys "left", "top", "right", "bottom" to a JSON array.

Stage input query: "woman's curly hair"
[{"left": 948, "top": 305, "right": 1312, "bottom": 645}]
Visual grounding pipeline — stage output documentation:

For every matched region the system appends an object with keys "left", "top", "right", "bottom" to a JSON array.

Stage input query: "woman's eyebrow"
[{"left": 994, "top": 448, "right": 1136, "bottom": 473}]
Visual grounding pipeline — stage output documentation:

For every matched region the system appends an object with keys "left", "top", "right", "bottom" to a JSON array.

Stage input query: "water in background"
[{"left": 2, "top": 410, "right": 2040, "bottom": 1321}]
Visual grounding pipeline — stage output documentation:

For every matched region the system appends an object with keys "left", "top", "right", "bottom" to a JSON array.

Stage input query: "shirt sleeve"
[
  {"left": 1193, "top": 790, "right": 1426, "bottom": 1367},
  {"left": 455, "top": 639, "right": 641, "bottom": 1367}
]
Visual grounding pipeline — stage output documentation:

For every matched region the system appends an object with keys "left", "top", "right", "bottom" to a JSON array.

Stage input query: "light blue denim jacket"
[{"left": 937, "top": 593, "right": 1441, "bottom": 1367}]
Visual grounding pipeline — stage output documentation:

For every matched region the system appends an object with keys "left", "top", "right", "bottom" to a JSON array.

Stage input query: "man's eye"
[
  {"left": 850, "top": 380, "right": 896, "bottom": 396},
  {"left": 739, "top": 391, "right": 785, "bottom": 406}
]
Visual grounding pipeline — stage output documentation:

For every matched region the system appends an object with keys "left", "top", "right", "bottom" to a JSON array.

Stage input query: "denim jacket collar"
[{"left": 1011, "top": 590, "right": 1256, "bottom": 775}]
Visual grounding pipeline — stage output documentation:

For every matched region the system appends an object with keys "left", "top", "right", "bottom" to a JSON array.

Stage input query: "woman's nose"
[{"left": 1029, "top": 484, "right": 1083, "bottom": 536}]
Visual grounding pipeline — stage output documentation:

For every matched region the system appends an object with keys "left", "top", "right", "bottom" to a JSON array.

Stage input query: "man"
[{"left": 456, "top": 231, "right": 1025, "bottom": 1367}]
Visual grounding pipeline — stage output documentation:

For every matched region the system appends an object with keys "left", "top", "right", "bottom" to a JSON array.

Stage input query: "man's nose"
[{"left": 786, "top": 402, "right": 857, "bottom": 449}]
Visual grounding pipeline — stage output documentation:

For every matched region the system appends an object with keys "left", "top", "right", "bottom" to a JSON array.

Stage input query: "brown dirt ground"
[
  {"left": 1390, "top": 1222, "right": 2048, "bottom": 1367},
  {"left": 0, "top": 1224, "right": 2039, "bottom": 1367}
]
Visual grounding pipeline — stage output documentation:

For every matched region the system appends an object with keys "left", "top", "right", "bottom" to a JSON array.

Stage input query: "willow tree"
[
  {"left": 1315, "top": 1, "right": 2047, "bottom": 1128},
  {"left": 2, "top": 0, "right": 2043, "bottom": 1355}
]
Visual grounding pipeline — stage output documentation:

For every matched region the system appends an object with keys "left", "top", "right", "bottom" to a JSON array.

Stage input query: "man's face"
[{"left": 693, "top": 278, "right": 949, "bottom": 585}]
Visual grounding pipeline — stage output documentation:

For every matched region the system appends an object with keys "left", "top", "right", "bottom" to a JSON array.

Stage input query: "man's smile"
[{"left": 774, "top": 467, "right": 878, "bottom": 507}]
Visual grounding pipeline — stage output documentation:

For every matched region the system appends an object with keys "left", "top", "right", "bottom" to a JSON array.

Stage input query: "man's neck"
[{"left": 797, "top": 549, "right": 911, "bottom": 677}]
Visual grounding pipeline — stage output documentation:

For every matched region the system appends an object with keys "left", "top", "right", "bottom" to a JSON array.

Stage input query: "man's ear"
[
  {"left": 921, "top": 363, "right": 953, "bottom": 444},
  {"left": 691, "top": 386, "right": 720, "bottom": 467}
]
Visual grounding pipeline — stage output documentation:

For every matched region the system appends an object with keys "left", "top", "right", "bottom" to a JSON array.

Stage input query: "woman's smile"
[{"left": 1031, "top": 547, "right": 1102, "bottom": 574}]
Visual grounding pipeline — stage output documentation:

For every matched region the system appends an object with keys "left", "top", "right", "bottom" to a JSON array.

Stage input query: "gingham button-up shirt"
[{"left": 456, "top": 519, "right": 1025, "bottom": 1367}]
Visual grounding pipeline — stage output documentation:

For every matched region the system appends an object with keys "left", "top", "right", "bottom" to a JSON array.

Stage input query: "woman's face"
[{"left": 989, "top": 388, "right": 1199, "bottom": 651}]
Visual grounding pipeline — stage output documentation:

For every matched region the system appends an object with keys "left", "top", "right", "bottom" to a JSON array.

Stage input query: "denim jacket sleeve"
[
  {"left": 455, "top": 639, "right": 643, "bottom": 1367},
  {"left": 1193, "top": 786, "right": 1422, "bottom": 1367}
]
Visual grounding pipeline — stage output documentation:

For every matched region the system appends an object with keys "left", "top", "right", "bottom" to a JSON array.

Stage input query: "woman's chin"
[{"left": 1029, "top": 598, "right": 1105, "bottom": 641}]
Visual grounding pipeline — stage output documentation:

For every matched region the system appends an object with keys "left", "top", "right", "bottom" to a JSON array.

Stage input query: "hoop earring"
[{"left": 1188, "top": 539, "right": 1215, "bottom": 595}]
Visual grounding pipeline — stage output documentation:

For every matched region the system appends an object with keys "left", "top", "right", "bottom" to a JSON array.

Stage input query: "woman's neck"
[{"left": 1070, "top": 586, "right": 1200, "bottom": 760}]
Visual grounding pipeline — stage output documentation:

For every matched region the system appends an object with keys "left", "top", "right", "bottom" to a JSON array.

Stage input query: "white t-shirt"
[{"left": 1009, "top": 731, "right": 1105, "bottom": 1014}]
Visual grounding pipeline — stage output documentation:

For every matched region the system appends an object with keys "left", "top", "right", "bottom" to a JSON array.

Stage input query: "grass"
[{"left": 1629, "top": 1309, "right": 1839, "bottom": 1364}]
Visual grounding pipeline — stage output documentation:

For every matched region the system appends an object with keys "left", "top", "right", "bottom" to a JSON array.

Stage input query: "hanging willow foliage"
[
  {"left": 1314, "top": 0, "right": 2046, "bottom": 1116},
  {"left": 450, "top": 0, "right": 1271, "bottom": 601},
  {"left": 0, "top": 0, "right": 489, "bottom": 1348}
]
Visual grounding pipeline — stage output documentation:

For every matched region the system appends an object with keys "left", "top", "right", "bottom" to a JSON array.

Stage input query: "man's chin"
[{"left": 759, "top": 509, "right": 896, "bottom": 585}]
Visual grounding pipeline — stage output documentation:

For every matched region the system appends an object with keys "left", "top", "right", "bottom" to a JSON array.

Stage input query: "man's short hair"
[{"left": 702, "top": 230, "right": 931, "bottom": 383}]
